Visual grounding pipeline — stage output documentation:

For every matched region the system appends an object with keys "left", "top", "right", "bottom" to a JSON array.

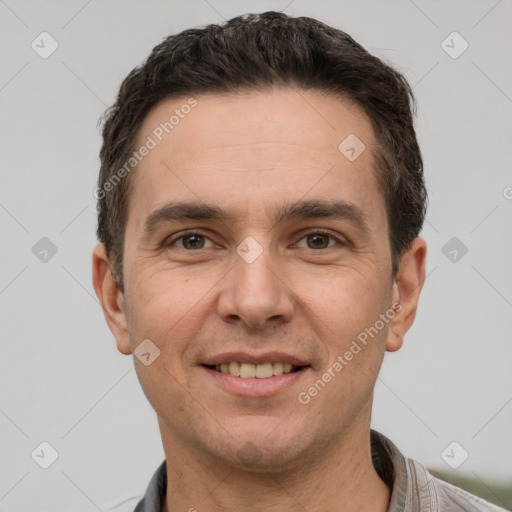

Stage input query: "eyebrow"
[{"left": 143, "top": 199, "right": 370, "bottom": 235}]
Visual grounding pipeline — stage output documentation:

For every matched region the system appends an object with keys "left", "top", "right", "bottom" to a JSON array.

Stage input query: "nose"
[{"left": 216, "top": 246, "right": 294, "bottom": 330}]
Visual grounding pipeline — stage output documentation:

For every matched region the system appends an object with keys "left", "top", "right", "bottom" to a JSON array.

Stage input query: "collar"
[{"left": 134, "top": 430, "right": 410, "bottom": 512}]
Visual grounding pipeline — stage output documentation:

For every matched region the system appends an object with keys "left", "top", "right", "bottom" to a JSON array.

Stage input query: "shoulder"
[
  {"left": 104, "top": 459, "right": 167, "bottom": 512},
  {"left": 412, "top": 459, "right": 509, "bottom": 512},
  {"left": 370, "top": 431, "right": 509, "bottom": 512}
]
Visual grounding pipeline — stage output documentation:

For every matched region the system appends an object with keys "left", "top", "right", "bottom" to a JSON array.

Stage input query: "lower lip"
[{"left": 201, "top": 366, "right": 310, "bottom": 397}]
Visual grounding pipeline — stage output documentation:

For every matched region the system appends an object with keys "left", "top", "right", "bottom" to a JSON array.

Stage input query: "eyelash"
[{"left": 165, "top": 230, "right": 345, "bottom": 250}]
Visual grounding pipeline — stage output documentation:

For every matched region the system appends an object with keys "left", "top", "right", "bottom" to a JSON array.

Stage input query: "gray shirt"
[{"left": 107, "top": 430, "right": 507, "bottom": 512}]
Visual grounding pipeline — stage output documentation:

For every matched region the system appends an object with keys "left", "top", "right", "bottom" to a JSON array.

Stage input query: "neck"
[{"left": 159, "top": 423, "right": 390, "bottom": 512}]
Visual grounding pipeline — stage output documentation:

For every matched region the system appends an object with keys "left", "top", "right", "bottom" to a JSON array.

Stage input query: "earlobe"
[
  {"left": 386, "top": 237, "right": 427, "bottom": 353},
  {"left": 92, "top": 245, "right": 132, "bottom": 355},
  {"left": 385, "top": 282, "right": 403, "bottom": 352}
]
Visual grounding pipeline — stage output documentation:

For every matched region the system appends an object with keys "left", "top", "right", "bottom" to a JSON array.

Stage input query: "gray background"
[{"left": 1, "top": 0, "right": 511, "bottom": 510}]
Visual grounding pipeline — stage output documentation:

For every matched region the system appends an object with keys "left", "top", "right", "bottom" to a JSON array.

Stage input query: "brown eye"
[
  {"left": 165, "top": 231, "right": 216, "bottom": 251},
  {"left": 181, "top": 234, "right": 206, "bottom": 249},
  {"left": 294, "top": 231, "right": 343, "bottom": 251},
  {"left": 306, "top": 233, "right": 331, "bottom": 249}
]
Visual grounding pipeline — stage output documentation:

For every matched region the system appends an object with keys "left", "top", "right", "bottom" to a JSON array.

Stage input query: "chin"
[{"left": 205, "top": 421, "right": 318, "bottom": 474}]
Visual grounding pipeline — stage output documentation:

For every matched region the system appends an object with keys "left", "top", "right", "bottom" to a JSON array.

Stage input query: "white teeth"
[
  {"left": 255, "top": 362, "right": 273, "bottom": 379},
  {"left": 272, "top": 362, "right": 284, "bottom": 376},
  {"left": 228, "top": 361, "right": 240, "bottom": 377},
  {"left": 213, "top": 361, "right": 299, "bottom": 378},
  {"left": 239, "top": 363, "right": 256, "bottom": 378}
]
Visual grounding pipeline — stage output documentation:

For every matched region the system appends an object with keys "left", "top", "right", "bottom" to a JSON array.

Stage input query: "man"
[{"left": 92, "top": 11, "right": 506, "bottom": 512}]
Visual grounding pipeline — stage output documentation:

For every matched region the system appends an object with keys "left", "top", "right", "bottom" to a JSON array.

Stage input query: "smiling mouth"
[{"left": 203, "top": 362, "right": 308, "bottom": 379}]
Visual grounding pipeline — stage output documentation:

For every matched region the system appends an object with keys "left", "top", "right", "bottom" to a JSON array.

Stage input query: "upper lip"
[{"left": 201, "top": 351, "right": 309, "bottom": 367}]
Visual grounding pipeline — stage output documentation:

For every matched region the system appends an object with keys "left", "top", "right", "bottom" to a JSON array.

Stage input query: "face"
[{"left": 94, "top": 88, "right": 425, "bottom": 472}]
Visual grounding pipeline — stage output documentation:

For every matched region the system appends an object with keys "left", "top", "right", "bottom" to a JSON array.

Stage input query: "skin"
[{"left": 93, "top": 88, "right": 426, "bottom": 512}]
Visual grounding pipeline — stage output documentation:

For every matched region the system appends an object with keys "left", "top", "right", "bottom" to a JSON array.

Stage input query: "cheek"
[
  {"left": 295, "top": 271, "right": 388, "bottom": 426},
  {"left": 294, "top": 266, "right": 390, "bottom": 400},
  {"left": 124, "top": 270, "right": 219, "bottom": 421},
  {"left": 125, "top": 268, "right": 219, "bottom": 359},
  {"left": 294, "top": 266, "right": 388, "bottom": 345}
]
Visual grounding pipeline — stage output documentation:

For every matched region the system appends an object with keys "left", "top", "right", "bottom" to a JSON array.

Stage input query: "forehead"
[{"left": 128, "top": 88, "right": 386, "bottom": 231}]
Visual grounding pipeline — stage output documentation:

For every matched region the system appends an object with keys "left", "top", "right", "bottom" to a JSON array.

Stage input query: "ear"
[
  {"left": 386, "top": 237, "right": 427, "bottom": 352},
  {"left": 92, "top": 244, "right": 132, "bottom": 355}
]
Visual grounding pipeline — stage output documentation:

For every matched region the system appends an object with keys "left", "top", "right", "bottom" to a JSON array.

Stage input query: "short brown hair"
[{"left": 97, "top": 11, "right": 427, "bottom": 290}]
